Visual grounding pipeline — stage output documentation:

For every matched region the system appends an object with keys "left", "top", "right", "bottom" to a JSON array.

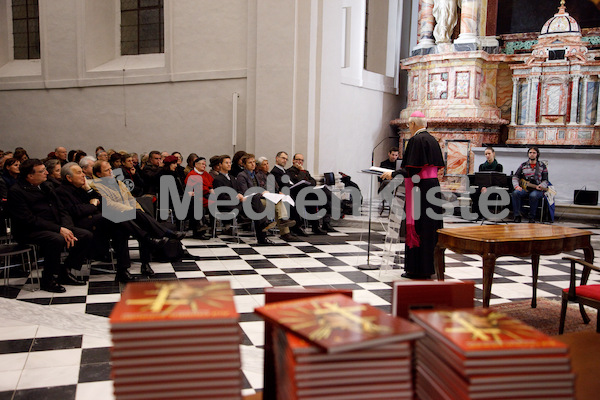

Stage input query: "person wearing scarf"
[{"left": 381, "top": 111, "right": 445, "bottom": 279}]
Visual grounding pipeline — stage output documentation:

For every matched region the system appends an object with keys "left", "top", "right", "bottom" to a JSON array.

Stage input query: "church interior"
[{"left": 0, "top": 1, "right": 599, "bottom": 399}]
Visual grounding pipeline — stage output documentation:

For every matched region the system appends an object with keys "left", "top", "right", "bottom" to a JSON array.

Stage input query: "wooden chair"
[{"left": 560, "top": 257, "right": 600, "bottom": 334}]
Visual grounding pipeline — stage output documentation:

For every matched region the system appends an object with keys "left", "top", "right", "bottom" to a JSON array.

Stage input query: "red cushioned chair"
[{"left": 560, "top": 257, "right": 600, "bottom": 334}]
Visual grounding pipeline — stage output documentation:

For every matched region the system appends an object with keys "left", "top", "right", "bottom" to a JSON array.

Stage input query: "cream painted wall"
[
  {"left": 317, "top": 0, "right": 402, "bottom": 193},
  {"left": 0, "top": 0, "right": 407, "bottom": 199},
  {"left": 0, "top": 79, "right": 247, "bottom": 157}
]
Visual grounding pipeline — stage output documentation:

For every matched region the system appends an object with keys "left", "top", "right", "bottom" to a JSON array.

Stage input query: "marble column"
[
  {"left": 528, "top": 76, "right": 540, "bottom": 124},
  {"left": 579, "top": 76, "right": 589, "bottom": 124},
  {"left": 454, "top": 0, "right": 479, "bottom": 51},
  {"left": 510, "top": 77, "right": 519, "bottom": 125},
  {"left": 413, "top": 0, "right": 435, "bottom": 54},
  {"left": 569, "top": 75, "right": 581, "bottom": 125}
]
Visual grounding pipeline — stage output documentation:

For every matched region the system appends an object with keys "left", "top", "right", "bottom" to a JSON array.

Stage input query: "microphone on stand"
[
  {"left": 371, "top": 136, "right": 398, "bottom": 166},
  {"left": 357, "top": 136, "right": 398, "bottom": 271}
]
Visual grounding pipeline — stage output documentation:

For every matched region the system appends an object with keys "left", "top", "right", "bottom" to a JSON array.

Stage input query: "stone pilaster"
[
  {"left": 579, "top": 75, "right": 589, "bottom": 124},
  {"left": 510, "top": 77, "right": 519, "bottom": 126},
  {"left": 569, "top": 75, "right": 581, "bottom": 125},
  {"left": 528, "top": 76, "right": 540, "bottom": 124}
]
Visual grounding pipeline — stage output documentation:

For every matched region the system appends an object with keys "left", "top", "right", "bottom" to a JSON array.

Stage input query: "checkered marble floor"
[{"left": 0, "top": 216, "right": 598, "bottom": 399}]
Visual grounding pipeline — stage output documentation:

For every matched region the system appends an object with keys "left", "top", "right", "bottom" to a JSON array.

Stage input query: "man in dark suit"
[
  {"left": 7, "top": 159, "right": 92, "bottom": 293},
  {"left": 212, "top": 155, "right": 275, "bottom": 244},
  {"left": 270, "top": 151, "right": 290, "bottom": 190},
  {"left": 56, "top": 162, "right": 141, "bottom": 283},
  {"left": 286, "top": 153, "right": 333, "bottom": 234}
]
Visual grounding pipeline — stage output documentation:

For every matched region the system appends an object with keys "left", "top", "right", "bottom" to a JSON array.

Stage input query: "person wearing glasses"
[{"left": 7, "top": 159, "right": 92, "bottom": 293}]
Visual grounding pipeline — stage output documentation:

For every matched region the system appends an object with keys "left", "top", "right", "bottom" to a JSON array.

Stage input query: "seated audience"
[
  {"left": 44, "top": 159, "right": 62, "bottom": 189},
  {"left": 184, "top": 153, "right": 198, "bottom": 176},
  {"left": 142, "top": 150, "right": 162, "bottom": 195},
  {"left": 56, "top": 162, "right": 137, "bottom": 283},
  {"left": 208, "top": 155, "right": 221, "bottom": 179},
  {"left": 121, "top": 153, "right": 144, "bottom": 197},
  {"left": 109, "top": 153, "right": 123, "bottom": 170},
  {"left": 212, "top": 155, "right": 275, "bottom": 244},
  {"left": 287, "top": 153, "right": 334, "bottom": 234},
  {"left": 55, "top": 147, "right": 68, "bottom": 166},
  {"left": 2, "top": 158, "right": 20, "bottom": 189},
  {"left": 90, "top": 161, "right": 186, "bottom": 277},
  {"left": 14, "top": 147, "right": 29, "bottom": 162},
  {"left": 184, "top": 157, "right": 213, "bottom": 239},
  {"left": 230, "top": 150, "right": 247, "bottom": 178},
  {"left": 7, "top": 159, "right": 92, "bottom": 293},
  {"left": 237, "top": 154, "right": 297, "bottom": 241}
]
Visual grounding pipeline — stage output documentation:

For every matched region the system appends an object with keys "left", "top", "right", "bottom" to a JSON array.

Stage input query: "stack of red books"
[
  {"left": 255, "top": 293, "right": 424, "bottom": 400},
  {"left": 410, "top": 308, "right": 575, "bottom": 400},
  {"left": 109, "top": 280, "right": 243, "bottom": 400}
]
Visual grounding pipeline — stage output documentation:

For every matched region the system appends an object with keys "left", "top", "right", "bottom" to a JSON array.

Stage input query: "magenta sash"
[{"left": 405, "top": 166, "right": 438, "bottom": 249}]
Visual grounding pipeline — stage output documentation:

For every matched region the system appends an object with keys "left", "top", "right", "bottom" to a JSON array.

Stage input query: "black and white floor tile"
[{"left": 0, "top": 216, "right": 598, "bottom": 399}]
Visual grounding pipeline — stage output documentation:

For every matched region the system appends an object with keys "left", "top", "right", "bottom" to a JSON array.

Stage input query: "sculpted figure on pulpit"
[{"left": 432, "top": 0, "right": 459, "bottom": 44}]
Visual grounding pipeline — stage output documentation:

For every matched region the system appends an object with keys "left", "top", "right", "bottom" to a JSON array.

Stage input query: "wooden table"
[{"left": 434, "top": 224, "right": 594, "bottom": 308}]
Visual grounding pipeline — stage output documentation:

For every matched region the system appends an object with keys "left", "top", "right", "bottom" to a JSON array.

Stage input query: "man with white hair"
[
  {"left": 381, "top": 111, "right": 445, "bottom": 280},
  {"left": 79, "top": 156, "right": 96, "bottom": 180}
]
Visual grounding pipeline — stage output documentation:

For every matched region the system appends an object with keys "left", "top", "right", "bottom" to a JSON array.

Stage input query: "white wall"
[
  {"left": 474, "top": 147, "right": 600, "bottom": 204},
  {"left": 0, "top": 0, "right": 408, "bottom": 201}
]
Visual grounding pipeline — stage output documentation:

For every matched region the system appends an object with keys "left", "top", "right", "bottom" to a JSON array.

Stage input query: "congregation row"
[{"left": 0, "top": 146, "right": 336, "bottom": 293}]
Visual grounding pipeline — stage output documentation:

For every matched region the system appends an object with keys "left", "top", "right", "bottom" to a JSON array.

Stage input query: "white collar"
[{"left": 194, "top": 168, "right": 204, "bottom": 175}]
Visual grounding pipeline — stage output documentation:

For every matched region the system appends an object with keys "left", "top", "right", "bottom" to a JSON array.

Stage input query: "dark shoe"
[
  {"left": 141, "top": 263, "right": 156, "bottom": 277},
  {"left": 401, "top": 272, "right": 431, "bottom": 280},
  {"left": 192, "top": 231, "right": 212, "bottom": 240},
  {"left": 322, "top": 222, "right": 336, "bottom": 232},
  {"left": 167, "top": 231, "right": 187, "bottom": 240},
  {"left": 513, "top": 216, "right": 522, "bottom": 223},
  {"left": 257, "top": 238, "right": 275, "bottom": 246},
  {"left": 528, "top": 218, "right": 536, "bottom": 223},
  {"left": 278, "top": 219, "right": 296, "bottom": 229},
  {"left": 40, "top": 280, "right": 66, "bottom": 293},
  {"left": 58, "top": 273, "right": 86, "bottom": 286},
  {"left": 312, "top": 226, "right": 327, "bottom": 235},
  {"left": 292, "top": 226, "right": 308, "bottom": 236},
  {"left": 261, "top": 221, "right": 278, "bottom": 232},
  {"left": 148, "top": 237, "right": 169, "bottom": 248},
  {"left": 115, "top": 269, "right": 136, "bottom": 283},
  {"left": 280, "top": 233, "right": 301, "bottom": 242}
]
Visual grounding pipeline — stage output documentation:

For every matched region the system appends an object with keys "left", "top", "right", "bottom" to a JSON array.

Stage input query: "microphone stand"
[{"left": 357, "top": 136, "right": 397, "bottom": 271}]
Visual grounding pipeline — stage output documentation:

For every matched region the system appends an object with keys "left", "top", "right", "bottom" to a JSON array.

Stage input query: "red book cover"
[
  {"left": 110, "top": 280, "right": 238, "bottom": 329},
  {"left": 255, "top": 293, "right": 424, "bottom": 353},
  {"left": 410, "top": 308, "right": 569, "bottom": 357},
  {"left": 110, "top": 349, "right": 240, "bottom": 367},
  {"left": 419, "top": 336, "right": 571, "bottom": 376},
  {"left": 262, "top": 288, "right": 353, "bottom": 400},
  {"left": 392, "top": 280, "right": 475, "bottom": 319}
]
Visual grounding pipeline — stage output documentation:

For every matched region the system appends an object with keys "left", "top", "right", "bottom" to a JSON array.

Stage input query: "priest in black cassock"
[{"left": 381, "top": 111, "right": 445, "bottom": 279}]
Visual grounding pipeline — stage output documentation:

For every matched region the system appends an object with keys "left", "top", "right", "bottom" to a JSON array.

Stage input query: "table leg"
[
  {"left": 531, "top": 254, "right": 540, "bottom": 308},
  {"left": 482, "top": 254, "right": 496, "bottom": 308},
  {"left": 434, "top": 245, "right": 445, "bottom": 281},
  {"left": 584, "top": 245, "right": 595, "bottom": 264}
]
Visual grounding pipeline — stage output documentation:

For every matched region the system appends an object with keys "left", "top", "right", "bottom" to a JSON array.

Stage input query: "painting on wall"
[{"left": 444, "top": 140, "right": 470, "bottom": 176}]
